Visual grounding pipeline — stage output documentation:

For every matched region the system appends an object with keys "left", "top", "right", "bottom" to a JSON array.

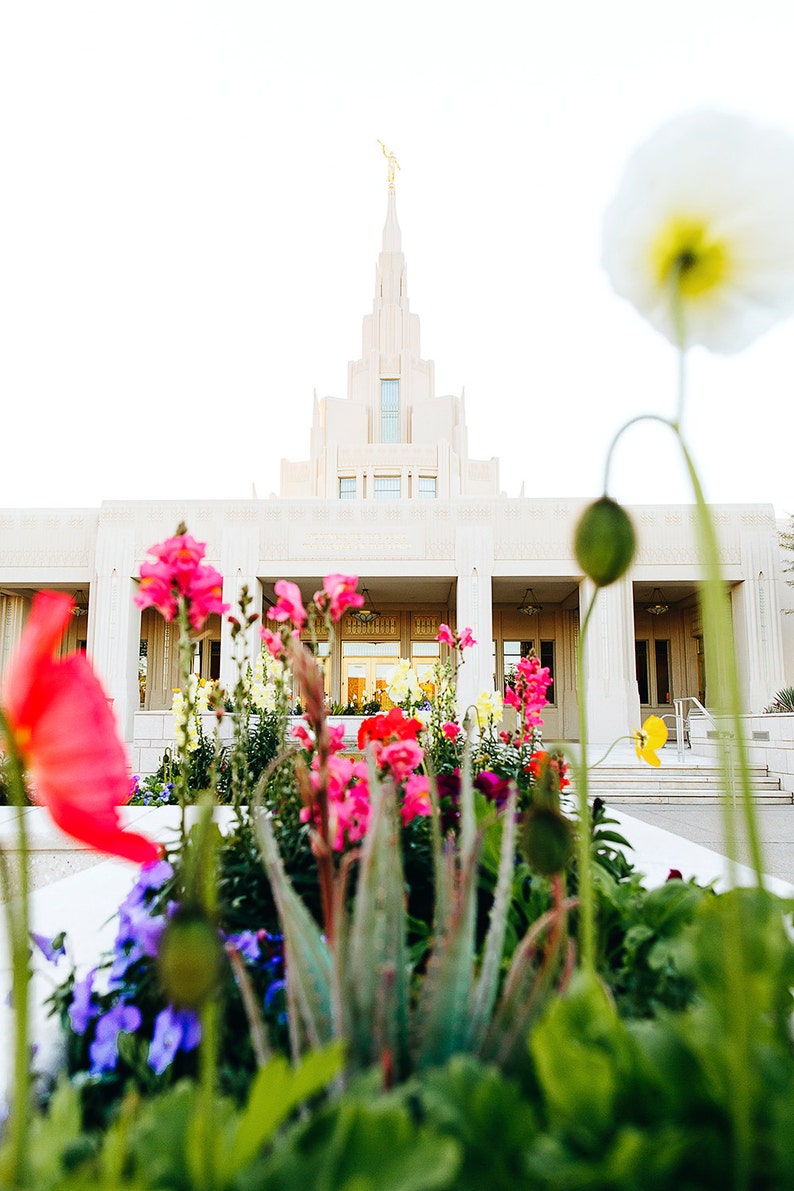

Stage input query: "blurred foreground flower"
[
  {"left": 602, "top": 110, "right": 794, "bottom": 352},
  {"left": 633, "top": 714, "right": 668, "bottom": 767},
  {"left": 0, "top": 591, "right": 160, "bottom": 863}
]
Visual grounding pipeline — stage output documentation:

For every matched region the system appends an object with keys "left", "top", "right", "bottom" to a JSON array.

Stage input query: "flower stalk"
[{"left": 0, "top": 711, "right": 31, "bottom": 1189}]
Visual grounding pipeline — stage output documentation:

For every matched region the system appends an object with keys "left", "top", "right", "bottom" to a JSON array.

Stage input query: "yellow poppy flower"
[{"left": 633, "top": 715, "right": 668, "bottom": 767}]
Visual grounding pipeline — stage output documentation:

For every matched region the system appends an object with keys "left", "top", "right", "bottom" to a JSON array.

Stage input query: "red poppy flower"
[{"left": 1, "top": 592, "right": 160, "bottom": 864}]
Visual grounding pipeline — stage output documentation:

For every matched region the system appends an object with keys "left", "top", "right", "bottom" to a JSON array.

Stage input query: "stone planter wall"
[
  {"left": 130, "top": 712, "right": 367, "bottom": 777},
  {"left": 688, "top": 712, "right": 794, "bottom": 793},
  {"left": 0, "top": 805, "right": 240, "bottom": 897}
]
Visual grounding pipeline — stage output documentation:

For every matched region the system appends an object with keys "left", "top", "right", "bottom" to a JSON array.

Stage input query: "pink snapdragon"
[
  {"left": 260, "top": 627, "right": 286, "bottom": 660},
  {"left": 135, "top": 532, "right": 229, "bottom": 631},
  {"left": 184, "top": 564, "right": 227, "bottom": 631},
  {"left": 436, "top": 623, "right": 477, "bottom": 651},
  {"left": 401, "top": 773, "right": 432, "bottom": 825},
  {"left": 504, "top": 654, "right": 552, "bottom": 740},
  {"left": 379, "top": 737, "right": 424, "bottom": 785},
  {"left": 314, "top": 574, "right": 364, "bottom": 622},
  {"left": 300, "top": 754, "right": 372, "bottom": 850},
  {"left": 148, "top": 534, "right": 206, "bottom": 585},
  {"left": 442, "top": 721, "right": 461, "bottom": 741},
  {"left": 267, "top": 580, "right": 308, "bottom": 629}
]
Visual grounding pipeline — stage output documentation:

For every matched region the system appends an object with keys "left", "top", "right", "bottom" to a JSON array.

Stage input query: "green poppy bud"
[
  {"left": 574, "top": 497, "right": 636, "bottom": 587},
  {"left": 521, "top": 807, "right": 575, "bottom": 876},
  {"left": 157, "top": 909, "right": 223, "bottom": 1009}
]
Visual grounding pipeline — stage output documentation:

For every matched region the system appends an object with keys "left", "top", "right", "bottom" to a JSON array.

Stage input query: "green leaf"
[
  {"left": 345, "top": 777, "right": 410, "bottom": 1073},
  {"left": 530, "top": 971, "right": 636, "bottom": 1144},
  {"left": 256, "top": 813, "right": 333, "bottom": 1049},
  {"left": 228, "top": 1041, "right": 344, "bottom": 1176},
  {"left": 259, "top": 1097, "right": 460, "bottom": 1191},
  {"left": 466, "top": 791, "right": 517, "bottom": 1049}
]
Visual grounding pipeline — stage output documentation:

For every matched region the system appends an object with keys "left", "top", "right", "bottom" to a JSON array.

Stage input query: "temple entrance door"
[{"left": 342, "top": 642, "right": 401, "bottom": 710}]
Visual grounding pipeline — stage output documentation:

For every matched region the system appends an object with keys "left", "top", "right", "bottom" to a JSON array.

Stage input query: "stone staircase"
[{"left": 578, "top": 756, "right": 792, "bottom": 805}]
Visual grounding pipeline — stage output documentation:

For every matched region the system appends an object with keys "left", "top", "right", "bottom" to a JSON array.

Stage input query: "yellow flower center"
[
  {"left": 13, "top": 723, "right": 32, "bottom": 756},
  {"left": 650, "top": 216, "right": 729, "bottom": 297}
]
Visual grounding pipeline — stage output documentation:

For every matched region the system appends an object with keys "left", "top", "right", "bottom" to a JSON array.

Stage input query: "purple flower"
[
  {"left": 474, "top": 770, "right": 512, "bottom": 810},
  {"left": 30, "top": 931, "right": 66, "bottom": 965},
  {"left": 89, "top": 1002, "right": 142, "bottom": 1075},
  {"left": 224, "top": 930, "right": 261, "bottom": 963},
  {"left": 69, "top": 967, "right": 99, "bottom": 1035},
  {"left": 148, "top": 1005, "right": 201, "bottom": 1076}
]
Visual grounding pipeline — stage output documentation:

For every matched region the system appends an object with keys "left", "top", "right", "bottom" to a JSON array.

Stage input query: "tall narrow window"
[
  {"left": 655, "top": 639, "right": 671, "bottom": 704},
  {"left": 635, "top": 640, "right": 649, "bottom": 704},
  {"left": 339, "top": 476, "right": 356, "bottom": 499},
  {"left": 418, "top": 476, "right": 437, "bottom": 498},
  {"left": 540, "top": 640, "right": 555, "bottom": 705},
  {"left": 503, "top": 639, "right": 533, "bottom": 693},
  {"left": 381, "top": 378, "right": 399, "bottom": 443},
  {"left": 374, "top": 475, "right": 401, "bottom": 499}
]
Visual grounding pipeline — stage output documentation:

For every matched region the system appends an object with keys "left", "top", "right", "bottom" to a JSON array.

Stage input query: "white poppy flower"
[{"left": 602, "top": 110, "right": 794, "bottom": 353}]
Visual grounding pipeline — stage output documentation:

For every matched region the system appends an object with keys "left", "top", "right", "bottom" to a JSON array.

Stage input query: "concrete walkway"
[{"left": 615, "top": 803, "right": 794, "bottom": 885}]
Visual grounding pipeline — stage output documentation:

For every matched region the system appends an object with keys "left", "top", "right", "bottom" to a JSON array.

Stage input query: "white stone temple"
[{"left": 1, "top": 179, "right": 792, "bottom": 775}]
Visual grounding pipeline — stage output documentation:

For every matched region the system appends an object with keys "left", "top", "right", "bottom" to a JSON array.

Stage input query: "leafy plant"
[{"left": 764, "top": 685, "right": 794, "bottom": 713}]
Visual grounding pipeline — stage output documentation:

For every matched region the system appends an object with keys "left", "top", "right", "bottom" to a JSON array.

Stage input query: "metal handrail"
[{"left": 672, "top": 696, "right": 728, "bottom": 763}]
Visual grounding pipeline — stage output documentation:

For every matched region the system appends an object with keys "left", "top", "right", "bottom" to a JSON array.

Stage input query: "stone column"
[
  {"left": 732, "top": 529, "right": 787, "bottom": 712},
  {"left": 455, "top": 525, "right": 494, "bottom": 719},
  {"left": 91, "top": 518, "right": 140, "bottom": 744},
  {"left": 578, "top": 575, "right": 640, "bottom": 745},
  {"left": 220, "top": 525, "right": 262, "bottom": 695}
]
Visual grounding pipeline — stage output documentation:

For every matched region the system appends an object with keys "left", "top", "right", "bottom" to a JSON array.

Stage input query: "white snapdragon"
[
  {"left": 250, "top": 649, "right": 287, "bottom": 714},
  {"left": 475, "top": 689, "right": 504, "bottom": 727},
  {"left": 387, "top": 659, "right": 422, "bottom": 707}
]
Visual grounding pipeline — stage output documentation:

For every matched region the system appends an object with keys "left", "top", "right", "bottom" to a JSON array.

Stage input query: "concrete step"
[{"left": 569, "top": 762, "right": 793, "bottom": 805}]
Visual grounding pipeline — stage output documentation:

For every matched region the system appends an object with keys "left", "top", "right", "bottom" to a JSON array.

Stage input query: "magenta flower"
[
  {"left": 260, "top": 627, "right": 286, "bottom": 660},
  {"left": 401, "top": 773, "right": 432, "bottom": 825},
  {"left": 148, "top": 534, "right": 206, "bottom": 590},
  {"left": 380, "top": 737, "right": 424, "bottom": 785},
  {"left": 442, "top": 721, "right": 461, "bottom": 741},
  {"left": 267, "top": 580, "right": 308, "bottom": 629},
  {"left": 436, "top": 623, "right": 476, "bottom": 651},
  {"left": 135, "top": 532, "right": 229, "bottom": 631},
  {"left": 315, "top": 574, "right": 364, "bottom": 622},
  {"left": 136, "top": 561, "right": 178, "bottom": 621},
  {"left": 185, "top": 565, "right": 227, "bottom": 631}
]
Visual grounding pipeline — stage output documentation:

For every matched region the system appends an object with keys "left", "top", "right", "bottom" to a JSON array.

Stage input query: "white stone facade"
[{"left": 0, "top": 188, "right": 792, "bottom": 771}]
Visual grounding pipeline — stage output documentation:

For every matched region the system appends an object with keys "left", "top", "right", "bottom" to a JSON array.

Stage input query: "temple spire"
[{"left": 381, "top": 187, "right": 402, "bottom": 254}]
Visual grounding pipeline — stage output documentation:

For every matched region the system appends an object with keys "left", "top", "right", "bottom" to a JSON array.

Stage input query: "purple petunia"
[
  {"left": 224, "top": 930, "right": 261, "bottom": 963},
  {"left": 88, "top": 1001, "right": 142, "bottom": 1075},
  {"left": 147, "top": 1005, "right": 201, "bottom": 1076},
  {"left": 68, "top": 967, "right": 99, "bottom": 1035},
  {"left": 30, "top": 931, "right": 66, "bottom": 965}
]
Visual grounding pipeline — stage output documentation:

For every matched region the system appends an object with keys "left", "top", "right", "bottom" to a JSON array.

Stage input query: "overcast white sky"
[{"left": 2, "top": 1, "right": 794, "bottom": 517}]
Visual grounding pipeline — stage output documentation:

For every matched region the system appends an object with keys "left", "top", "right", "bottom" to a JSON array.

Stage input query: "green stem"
[
  {"left": 675, "top": 433, "right": 755, "bottom": 1191},
  {"left": 573, "top": 593, "right": 598, "bottom": 973},
  {"left": 0, "top": 710, "right": 31, "bottom": 1188},
  {"left": 175, "top": 599, "right": 196, "bottom": 853},
  {"left": 673, "top": 433, "right": 765, "bottom": 882},
  {"left": 198, "top": 999, "right": 219, "bottom": 1191}
]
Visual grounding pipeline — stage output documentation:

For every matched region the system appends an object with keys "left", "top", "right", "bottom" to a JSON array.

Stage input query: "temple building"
[{"left": 0, "top": 179, "right": 791, "bottom": 773}]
